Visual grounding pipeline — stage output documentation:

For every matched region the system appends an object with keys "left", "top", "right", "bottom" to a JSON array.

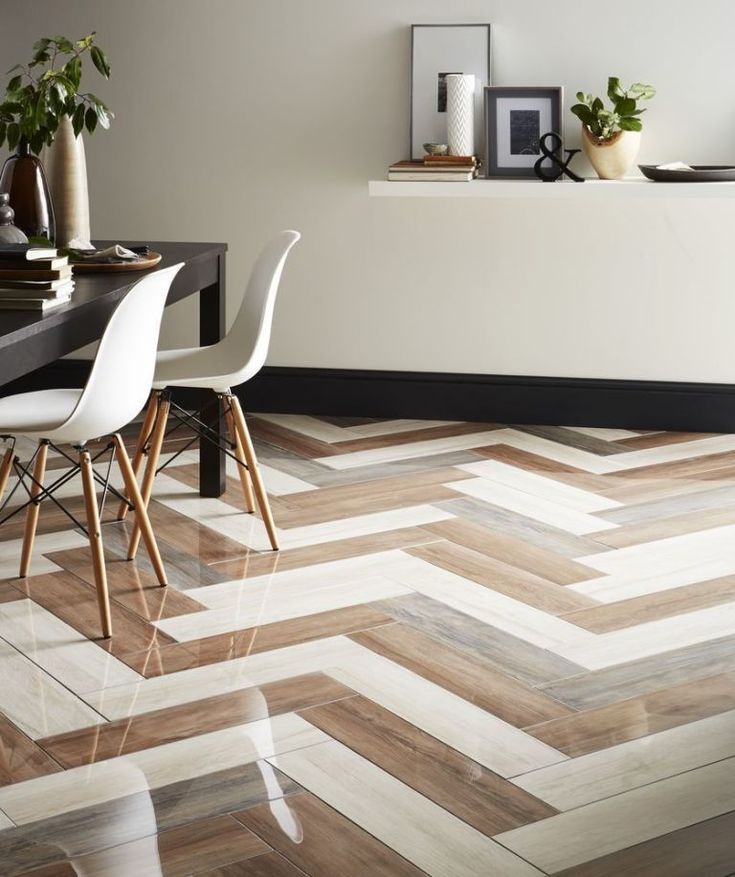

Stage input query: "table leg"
[{"left": 199, "top": 253, "right": 227, "bottom": 497}]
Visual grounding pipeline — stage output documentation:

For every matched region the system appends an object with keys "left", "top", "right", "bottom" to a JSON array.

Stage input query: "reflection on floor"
[{"left": 0, "top": 414, "right": 734, "bottom": 874}]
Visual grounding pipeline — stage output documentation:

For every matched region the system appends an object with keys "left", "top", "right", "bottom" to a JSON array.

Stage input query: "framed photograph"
[
  {"left": 410, "top": 24, "right": 492, "bottom": 160},
  {"left": 484, "top": 87, "right": 563, "bottom": 177}
]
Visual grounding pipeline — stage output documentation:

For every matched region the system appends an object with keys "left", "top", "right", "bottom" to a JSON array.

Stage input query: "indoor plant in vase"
[
  {"left": 571, "top": 78, "right": 655, "bottom": 180},
  {"left": 0, "top": 33, "right": 112, "bottom": 244}
]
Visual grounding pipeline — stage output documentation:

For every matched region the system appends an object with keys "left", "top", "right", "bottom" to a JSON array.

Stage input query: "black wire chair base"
[
  {"left": 0, "top": 439, "right": 133, "bottom": 536},
  {"left": 152, "top": 394, "right": 248, "bottom": 477}
]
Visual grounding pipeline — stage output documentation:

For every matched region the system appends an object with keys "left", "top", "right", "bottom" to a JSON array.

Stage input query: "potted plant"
[
  {"left": 571, "top": 78, "right": 655, "bottom": 180},
  {"left": 0, "top": 33, "right": 112, "bottom": 243}
]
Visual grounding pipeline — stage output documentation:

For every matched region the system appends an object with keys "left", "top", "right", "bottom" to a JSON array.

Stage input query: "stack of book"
[
  {"left": 387, "top": 155, "right": 479, "bottom": 182},
  {"left": 0, "top": 244, "right": 74, "bottom": 311}
]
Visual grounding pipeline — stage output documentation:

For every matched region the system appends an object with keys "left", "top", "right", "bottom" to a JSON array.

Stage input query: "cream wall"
[{"left": 2, "top": 1, "right": 734, "bottom": 383}]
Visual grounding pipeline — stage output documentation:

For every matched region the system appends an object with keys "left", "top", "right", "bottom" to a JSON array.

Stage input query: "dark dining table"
[{"left": 0, "top": 240, "right": 228, "bottom": 497}]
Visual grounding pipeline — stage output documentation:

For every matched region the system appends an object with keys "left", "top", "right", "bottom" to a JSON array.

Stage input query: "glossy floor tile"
[
  {"left": 271, "top": 740, "right": 543, "bottom": 876},
  {"left": 0, "top": 415, "right": 733, "bottom": 873}
]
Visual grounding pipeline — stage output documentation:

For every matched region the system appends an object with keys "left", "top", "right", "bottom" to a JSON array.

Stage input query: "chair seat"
[
  {"left": 0, "top": 389, "right": 83, "bottom": 437},
  {"left": 152, "top": 345, "right": 255, "bottom": 392}
]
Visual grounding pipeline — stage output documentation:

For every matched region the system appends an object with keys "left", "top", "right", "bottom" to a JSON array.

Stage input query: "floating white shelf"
[{"left": 368, "top": 178, "right": 735, "bottom": 198}]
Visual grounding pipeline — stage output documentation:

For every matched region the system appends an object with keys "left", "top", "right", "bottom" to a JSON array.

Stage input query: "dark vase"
[{"left": 0, "top": 139, "right": 55, "bottom": 242}]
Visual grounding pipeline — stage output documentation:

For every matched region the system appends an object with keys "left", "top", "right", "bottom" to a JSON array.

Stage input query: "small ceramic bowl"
[{"left": 423, "top": 143, "right": 448, "bottom": 156}]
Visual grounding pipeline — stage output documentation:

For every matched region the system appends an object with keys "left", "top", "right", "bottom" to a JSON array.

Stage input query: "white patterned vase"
[{"left": 446, "top": 74, "right": 475, "bottom": 157}]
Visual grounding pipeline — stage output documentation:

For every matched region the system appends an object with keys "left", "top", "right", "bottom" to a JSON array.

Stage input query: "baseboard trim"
[{"left": 5, "top": 362, "right": 735, "bottom": 432}]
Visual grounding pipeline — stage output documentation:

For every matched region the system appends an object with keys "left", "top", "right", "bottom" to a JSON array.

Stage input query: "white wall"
[{"left": 2, "top": 0, "right": 735, "bottom": 383}]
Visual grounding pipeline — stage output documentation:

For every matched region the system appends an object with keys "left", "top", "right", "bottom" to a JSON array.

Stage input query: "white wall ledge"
[{"left": 369, "top": 179, "right": 735, "bottom": 198}]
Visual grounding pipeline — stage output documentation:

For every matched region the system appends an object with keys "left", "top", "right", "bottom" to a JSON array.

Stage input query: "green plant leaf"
[
  {"left": 84, "top": 106, "right": 97, "bottom": 133},
  {"left": 629, "top": 82, "right": 656, "bottom": 100},
  {"left": 64, "top": 56, "right": 82, "bottom": 89},
  {"left": 0, "top": 121, "right": 5, "bottom": 148},
  {"left": 7, "top": 122, "right": 20, "bottom": 150},
  {"left": 619, "top": 116, "right": 643, "bottom": 132},
  {"left": 7, "top": 74, "right": 22, "bottom": 93},
  {"left": 592, "top": 97, "right": 604, "bottom": 113},
  {"left": 72, "top": 102, "right": 85, "bottom": 136},
  {"left": 90, "top": 46, "right": 111, "bottom": 78},
  {"left": 607, "top": 76, "right": 624, "bottom": 99},
  {"left": 615, "top": 97, "right": 636, "bottom": 116},
  {"left": 32, "top": 38, "right": 51, "bottom": 53},
  {"left": 29, "top": 130, "right": 45, "bottom": 154},
  {"left": 53, "top": 36, "right": 75, "bottom": 54}
]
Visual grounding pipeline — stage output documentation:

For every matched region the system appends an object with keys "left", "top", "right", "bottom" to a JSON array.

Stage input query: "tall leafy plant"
[
  {"left": 572, "top": 77, "right": 655, "bottom": 141},
  {"left": 0, "top": 33, "right": 112, "bottom": 154}
]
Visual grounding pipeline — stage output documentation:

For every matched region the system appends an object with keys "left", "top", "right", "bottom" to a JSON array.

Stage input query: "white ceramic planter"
[
  {"left": 581, "top": 126, "right": 641, "bottom": 180},
  {"left": 42, "top": 115, "right": 91, "bottom": 247}
]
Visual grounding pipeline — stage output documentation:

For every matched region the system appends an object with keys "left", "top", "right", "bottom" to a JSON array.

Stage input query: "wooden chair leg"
[
  {"left": 224, "top": 402, "right": 256, "bottom": 513},
  {"left": 19, "top": 441, "right": 49, "bottom": 577},
  {"left": 0, "top": 446, "right": 14, "bottom": 507},
  {"left": 229, "top": 394, "right": 279, "bottom": 551},
  {"left": 128, "top": 397, "right": 170, "bottom": 559},
  {"left": 116, "top": 392, "right": 160, "bottom": 521},
  {"left": 114, "top": 434, "right": 167, "bottom": 587},
  {"left": 80, "top": 449, "right": 112, "bottom": 638}
]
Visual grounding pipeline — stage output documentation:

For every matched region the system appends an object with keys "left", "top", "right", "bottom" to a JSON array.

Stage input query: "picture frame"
[
  {"left": 484, "top": 87, "right": 563, "bottom": 178},
  {"left": 410, "top": 24, "right": 492, "bottom": 160}
]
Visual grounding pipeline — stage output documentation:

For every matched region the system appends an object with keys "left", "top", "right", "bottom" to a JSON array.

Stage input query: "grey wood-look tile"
[
  {"left": 540, "top": 633, "right": 735, "bottom": 710},
  {"left": 598, "top": 484, "right": 735, "bottom": 525},
  {"left": 435, "top": 497, "right": 611, "bottom": 558},
  {"left": 510, "top": 425, "right": 631, "bottom": 456},
  {"left": 377, "top": 593, "right": 584, "bottom": 686}
]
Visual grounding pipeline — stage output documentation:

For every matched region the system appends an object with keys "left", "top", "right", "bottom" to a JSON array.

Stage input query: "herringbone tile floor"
[{"left": 0, "top": 414, "right": 734, "bottom": 875}]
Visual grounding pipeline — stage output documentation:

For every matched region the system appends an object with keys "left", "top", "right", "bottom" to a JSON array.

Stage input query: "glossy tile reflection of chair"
[
  {"left": 121, "top": 231, "right": 300, "bottom": 552},
  {"left": 0, "top": 264, "right": 183, "bottom": 638}
]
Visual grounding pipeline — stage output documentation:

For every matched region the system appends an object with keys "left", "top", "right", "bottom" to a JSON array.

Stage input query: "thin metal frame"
[
  {"left": 410, "top": 23, "right": 492, "bottom": 159},
  {"left": 484, "top": 86, "right": 564, "bottom": 178}
]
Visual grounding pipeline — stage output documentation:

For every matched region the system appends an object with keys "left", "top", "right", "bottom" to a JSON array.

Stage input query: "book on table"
[
  {"left": 0, "top": 244, "right": 59, "bottom": 260},
  {"left": 0, "top": 291, "right": 72, "bottom": 311}
]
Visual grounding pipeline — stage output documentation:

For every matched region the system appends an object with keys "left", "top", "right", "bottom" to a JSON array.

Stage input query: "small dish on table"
[{"left": 639, "top": 164, "right": 735, "bottom": 182}]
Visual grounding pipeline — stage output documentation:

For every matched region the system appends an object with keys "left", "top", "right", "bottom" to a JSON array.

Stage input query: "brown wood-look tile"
[
  {"left": 100, "top": 516, "right": 231, "bottom": 588},
  {"left": 125, "top": 604, "right": 395, "bottom": 677},
  {"left": 351, "top": 623, "right": 573, "bottom": 727},
  {"left": 235, "top": 789, "right": 423, "bottom": 876},
  {"left": 474, "top": 443, "right": 590, "bottom": 474},
  {"left": 199, "top": 851, "right": 306, "bottom": 876},
  {"left": 39, "top": 673, "right": 354, "bottom": 767},
  {"left": 129, "top": 504, "right": 240, "bottom": 569},
  {"left": 68, "top": 815, "right": 268, "bottom": 877},
  {"left": 599, "top": 476, "right": 712, "bottom": 506},
  {"left": 247, "top": 418, "right": 339, "bottom": 458},
  {"left": 0, "top": 714, "right": 61, "bottom": 787},
  {"left": 167, "top": 464, "right": 461, "bottom": 528},
  {"left": 47, "top": 547, "right": 206, "bottom": 622},
  {"left": 423, "top": 517, "right": 598, "bottom": 585},
  {"left": 613, "top": 430, "right": 717, "bottom": 450},
  {"left": 0, "top": 581, "right": 24, "bottom": 602},
  {"left": 554, "top": 810, "right": 735, "bottom": 877},
  {"left": 528, "top": 669, "right": 735, "bottom": 756},
  {"left": 14, "top": 864, "right": 76, "bottom": 877},
  {"left": 163, "top": 464, "right": 282, "bottom": 520},
  {"left": 301, "top": 696, "right": 557, "bottom": 836},
  {"left": 331, "top": 421, "right": 501, "bottom": 452},
  {"left": 380, "top": 592, "right": 585, "bottom": 686},
  {"left": 614, "top": 449, "right": 735, "bottom": 480},
  {"left": 563, "top": 574, "right": 735, "bottom": 633},
  {"left": 14, "top": 570, "right": 173, "bottom": 654},
  {"left": 408, "top": 540, "right": 597, "bottom": 614},
  {"left": 210, "top": 527, "right": 440, "bottom": 580},
  {"left": 593, "top": 505, "right": 735, "bottom": 549}
]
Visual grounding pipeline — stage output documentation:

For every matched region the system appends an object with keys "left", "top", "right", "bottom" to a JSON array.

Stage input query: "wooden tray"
[
  {"left": 639, "top": 165, "right": 735, "bottom": 182},
  {"left": 71, "top": 251, "right": 162, "bottom": 273}
]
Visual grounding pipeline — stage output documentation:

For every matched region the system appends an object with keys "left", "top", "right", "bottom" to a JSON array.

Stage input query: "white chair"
[
  {"left": 119, "top": 231, "right": 300, "bottom": 552},
  {"left": 0, "top": 263, "right": 183, "bottom": 637}
]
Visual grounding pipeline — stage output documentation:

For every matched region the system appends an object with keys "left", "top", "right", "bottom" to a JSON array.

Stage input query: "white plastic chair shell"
[
  {"left": 152, "top": 231, "right": 300, "bottom": 392},
  {"left": 0, "top": 263, "right": 183, "bottom": 443}
]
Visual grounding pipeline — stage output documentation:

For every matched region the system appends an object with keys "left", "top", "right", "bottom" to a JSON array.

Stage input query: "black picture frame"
[
  {"left": 484, "top": 87, "right": 563, "bottom": 178},
  {"left": 410, "top": 24, "right": 492, "bottom": 160}
]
